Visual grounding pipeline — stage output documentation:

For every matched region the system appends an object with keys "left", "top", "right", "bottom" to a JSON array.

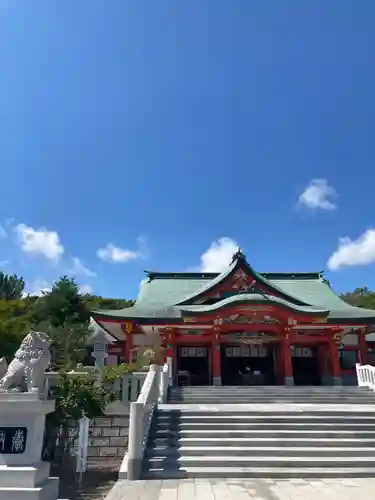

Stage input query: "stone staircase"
[
  {"left": 168, "top": 385, "right": 374, "bottom": 404},
  {"left": 142, "top": 385, "right": 375, "bottom": 479}
]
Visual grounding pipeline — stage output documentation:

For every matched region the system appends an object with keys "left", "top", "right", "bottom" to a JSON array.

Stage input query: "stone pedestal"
[
  {"left": 0, "top": 391, "right": 59, "bottom": 500},
  {"left": 284, "top": 376, "right": 294, "bottom": 386}
]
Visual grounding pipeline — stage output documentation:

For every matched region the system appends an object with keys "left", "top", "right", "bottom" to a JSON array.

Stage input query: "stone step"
[
  {"left": 146, "top": 445, "right": 375, "bottom": 457},
  {"left": 155, "top": 414, "right": 375, "bottom": 424},
  {"left": 169, "top": 388, "right": 371, "bottom": 392},
  {"left": 153, "top": 429, "right": 375, "bottom": 439},
  {"left": 169, "top": 394, "right": 372, "bottom": 398},
  {"left": 169, "top": 397, "right": 372, "bottom": 400},
  {"left": 169, "top": 388, "right": 370, "bottom": 392},
  {"left": 169, "top": 388, "right": 370, "bottom": 393},
  {"left": 157, "top": 408, "right": 375, "bottom": 416},
  {"left": 144, "top": 455, "right": 375, "bottom": 468},
  {"left": 170, "top": 385, "right": 368, "bottom": 389},
  {"left": 149, "top": 436, "right": 375, "bottom": 447},
  {"left": 168, "top": 399, "right": 374, "bottom": 404},
  {"left": 154, "top": 421, "right": 375, "bottom": 430},
  {"left": 142, "top": 466, "right": 375, "bottom": 479},
  {"left": 168, "top": 393, "right": 373, "bottom": 397}
]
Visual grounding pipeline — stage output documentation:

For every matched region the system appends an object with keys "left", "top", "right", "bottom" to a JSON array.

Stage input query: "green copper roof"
[
  {"left": 180, "top": 294, "right": 328, "bottom": 316},
  {"left": 176, "top": 254, "right": 313, "bottom": 306},
  {"left": 92, "top": 253, "right": 375, "bottom": 323}
]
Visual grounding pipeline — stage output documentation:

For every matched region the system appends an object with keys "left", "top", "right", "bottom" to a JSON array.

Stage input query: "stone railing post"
[
  {"left": 356, "top": 363, "right": 375, "bottom": 390},
  {"left": 121, "top": 374, "right": 131, "bottom": 404},
  {"left": 127, "top": 401, "right": 143, "bottom": 480},
  {"left": 167, "top": 356, "right": 173, "bottom": 386},
  {"left": 158, "top": 363, "right": 169, "bottom": 404},
  {"left": 356, "top": 363, "right": 363, "bottom": 386}
]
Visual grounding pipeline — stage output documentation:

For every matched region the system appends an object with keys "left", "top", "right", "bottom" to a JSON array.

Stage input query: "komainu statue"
[
  {"left": 0, "top": 357, "right": 7, "bottom": 379},
  {"left": 0, "top": 330, "right": 51, "bottom": 392}
]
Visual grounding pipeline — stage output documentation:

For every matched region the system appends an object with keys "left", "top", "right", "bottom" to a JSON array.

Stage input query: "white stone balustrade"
[
  {"left": 356, "top": 363, "right": 375, "bottom": 389},
  {"left": 126, "top": 363, "right": 164, "bottom": 480},
  {"left": 43, "top": 369, "right": 147, "bottom": 404},
  {"left": 158, "top": 362, "right": 170, "bottom": 404}
]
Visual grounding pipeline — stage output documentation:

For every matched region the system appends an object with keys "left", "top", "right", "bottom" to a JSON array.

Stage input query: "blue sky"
[{"left": 0, "top": 1, "right": 374, "bottom": 299}]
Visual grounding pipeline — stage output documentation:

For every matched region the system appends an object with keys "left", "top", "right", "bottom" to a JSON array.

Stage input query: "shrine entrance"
[
  {"left": 176, "top": 346, "right": 210, "bottom": 385},
  {"left": 220, "top": 343, "right": 276, "bottom": 386},
  {"left": 292, "top": 345, "right": 321, "bottom": 385}
]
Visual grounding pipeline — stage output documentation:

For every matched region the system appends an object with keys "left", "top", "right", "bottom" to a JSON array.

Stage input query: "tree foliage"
[
  {"left": 84, "top": 295, "right": 134, "bottom": 311},
  {"left": 32, "top": 276, "right": 90, "bottom": 327},
  {"left": 0, "top": 271, "right": 134, "bottom": 365},
  {"left": 0, "top": 299, "right": 35, "bottom": 361},
  {"left": 0, "top": 272, "right": 25, "bottom": 300},
  {"left": 341, "top": 287, "right": 375, "bottom": 310},
  {"left": 51, "top": 373, "right": 115, "bottom": 426}
]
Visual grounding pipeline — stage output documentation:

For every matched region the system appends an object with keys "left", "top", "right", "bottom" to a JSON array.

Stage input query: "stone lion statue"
[{"left": 0, "top": 330, "right": 51, "bottom": 392}]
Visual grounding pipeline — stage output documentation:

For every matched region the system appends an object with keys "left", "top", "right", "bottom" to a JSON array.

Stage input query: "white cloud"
[
  {"left": 298, "top": 179, "right": 337, "bottom": 210},
  {"left": 70, "top": 257, "right": 97, "bottom": 278},
  {"left": 79, "top": 284, "right": 93, "bottom": 295},
  {"left": 327, "top": 229, "right": 375, "bottom": 270},
  {"left": 0, "top": 225, "right": 6, "bottom": 238},
  {"left": 97, "top": 243, "right": 141, "bottom": 263},
  {"left": 14, "top": 223, "right": 64, "bottom": 262},
  {"left": 0, "top": 260, "right": 9, "bottom": 268},
  {"left": 24, "top": 278, "right": 52, "bottom": 297},
  {"left": 198, "top": 237, "right": 239, "bottom": 272}
]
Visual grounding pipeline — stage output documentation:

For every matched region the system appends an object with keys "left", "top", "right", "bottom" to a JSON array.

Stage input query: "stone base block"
[
  {"left": 127, "top": 457, "right": 142, "bottom": 481},
  {"left": 321, "top": 375, "right": 333, "bottom": 386},
  {"left": 284, "top": 376, "right": 294, "bottom": 386},
  {"left": 212, "top": 376, "right": 222, "bottom": 386},
  {"left": 0, "top": 462, "right": 50, "bottom": 488},
  {"left": 333, "top": 376, "right": 342, "bottom": 386},
  {"left": 0, "top": 476, "right": 59, "bottom": 500}
]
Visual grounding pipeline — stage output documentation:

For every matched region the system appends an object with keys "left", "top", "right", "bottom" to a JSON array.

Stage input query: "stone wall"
[
  {"left": 55, "top": 414, "right": 129, "bottom": 461},
  {"left": 88, "top": 415, "right": 129, "bottom": 459}
]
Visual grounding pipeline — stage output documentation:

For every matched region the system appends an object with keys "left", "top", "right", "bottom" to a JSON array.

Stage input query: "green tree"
[
  {"left": 43, "top": 372, "right": 116, "bottom": 462},
  {"left": 36, "top": 321, "right": 93, "bottom": 370},
  {"left": 84, "top": 295, "right": 134, "bottom": 311},
  {"left": 31, "top": 277, "right": 92, "bottom": 369},
  {"left": 341, "top": 287, "right": 375, "bottom": 310},
  {"left": 0, "top": 299, "right": 34, "bottom": 361},
  {"left": 0, "top": 272, "right": 25, "bottom": 300},
  {"left": 32, "top": 276, "right": 90, "bottom": 326}
]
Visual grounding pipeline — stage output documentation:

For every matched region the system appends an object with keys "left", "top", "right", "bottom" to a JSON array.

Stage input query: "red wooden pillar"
[
  {"left": 122, "top": 321, "right": 133, "bottom": 364},
  {"left": 274, "top": 342, "right": 284, "bottom": 385},
  {"left": 283, "top": 329, "right": 294, "bottom": 385},
  {"left": 164, "top": 327, "right": 176, "bottom": 357},
  {"left": 329, "top": 336, "right": 342, "bottom": 385},
  {"left": 212, "top": 328, "right": 221, "bottom": 385},
  {"left": 318, "top": 345, "right": 329, "bottom": 385},
  {"left": 359, "top": 328, "right": 368, "bottom": 365}
]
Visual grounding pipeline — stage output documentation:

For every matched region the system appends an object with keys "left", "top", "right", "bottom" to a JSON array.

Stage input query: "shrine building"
[{"left": 92, "top": 251, "right": 375, "bottom": 386}]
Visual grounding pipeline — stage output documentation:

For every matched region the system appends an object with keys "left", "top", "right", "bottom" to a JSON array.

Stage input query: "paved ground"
[
  {"left": 51, "top": 461, "right": 119, "bottom": 500},
  {"left": 104, "top": 478, "right": 375, "bottom": 500}
]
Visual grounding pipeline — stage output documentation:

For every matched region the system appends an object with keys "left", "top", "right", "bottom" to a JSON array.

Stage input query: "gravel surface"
[{"left": 51, "top": 461, "right": 120, "bottom": 500}]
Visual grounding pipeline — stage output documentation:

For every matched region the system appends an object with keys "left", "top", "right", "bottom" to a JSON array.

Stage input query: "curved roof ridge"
[
  {"left": 180, "top": 293, "right": 329, "bottom": 315},
  {"left": 176, "top": 256, "right": 314, "bottom": 307}
]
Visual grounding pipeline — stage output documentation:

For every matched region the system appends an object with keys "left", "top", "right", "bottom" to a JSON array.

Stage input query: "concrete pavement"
[{"left": 104, "top": 477, "right": 375, "bottom": 499}]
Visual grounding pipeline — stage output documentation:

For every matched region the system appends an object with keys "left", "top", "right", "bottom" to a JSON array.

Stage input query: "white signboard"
[
  {"left": 76, "top": 416, "right": 90, "bottom": 474},
  {"left": 225, "top": 345, "right": 267, "bottom": 358},
  {"left": 179, "top": 347, "right": 207, "bottom": 358}
]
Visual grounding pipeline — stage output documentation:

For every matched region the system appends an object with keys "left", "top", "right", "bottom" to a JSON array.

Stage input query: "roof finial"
[{"left": 231, "top": 247, "right": 246, "bottom": 264}]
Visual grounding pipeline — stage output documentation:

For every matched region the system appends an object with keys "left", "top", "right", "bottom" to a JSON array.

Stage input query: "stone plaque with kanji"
[{"left": 0, "top": 427, "right": 27, "bottom": 454}]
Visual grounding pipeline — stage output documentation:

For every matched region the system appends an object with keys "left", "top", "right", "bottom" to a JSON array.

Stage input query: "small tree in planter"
[{"left": 43, "top": 372, "right": 116, "bottom": 464}]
